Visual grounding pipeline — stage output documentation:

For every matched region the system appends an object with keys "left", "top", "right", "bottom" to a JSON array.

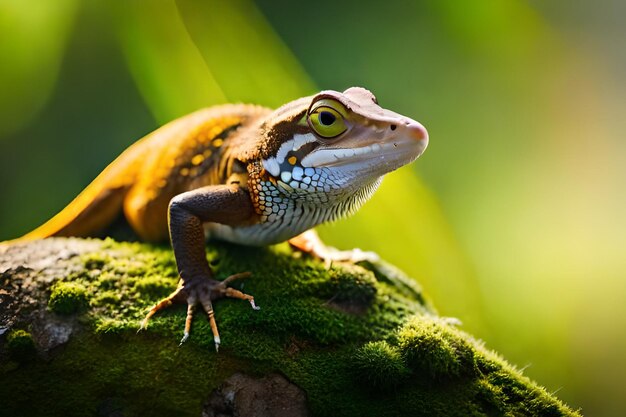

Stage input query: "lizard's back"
[{"left": 17, "top": 104, "right": 272, "bottom": 242}]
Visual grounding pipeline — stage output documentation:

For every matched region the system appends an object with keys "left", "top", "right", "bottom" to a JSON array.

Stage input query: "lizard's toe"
[{"left": 140, "top": 272, "right": 259, "bottom": 350}]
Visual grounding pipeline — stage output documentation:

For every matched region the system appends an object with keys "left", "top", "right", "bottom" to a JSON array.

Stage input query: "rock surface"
[
  {"left": 0, "top": 238, "right": 581, "bottom": 417},
  {"left": 203, "top": 373, "right": 309, "bottom": 417}
]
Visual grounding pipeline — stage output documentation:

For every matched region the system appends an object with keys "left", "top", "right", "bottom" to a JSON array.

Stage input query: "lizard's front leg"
[{"left": 139, "top": 185, "right": 260, "bottom": 351}]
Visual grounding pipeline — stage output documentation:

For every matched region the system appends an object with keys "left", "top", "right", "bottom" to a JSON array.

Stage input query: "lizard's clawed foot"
[
  {"left": 288, "top": 229, "right": 379, "bottom": 268},
  {"left": 139, "top": 272, "right": 259, "bottom": 351},
  {"left": 316, "top": 247, "right": 380, "bottom": 268}
]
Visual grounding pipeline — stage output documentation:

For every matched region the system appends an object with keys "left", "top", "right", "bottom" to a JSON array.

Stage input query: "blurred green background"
[{"left": 1, "top": 0, "right": 625, "bottom": 415}]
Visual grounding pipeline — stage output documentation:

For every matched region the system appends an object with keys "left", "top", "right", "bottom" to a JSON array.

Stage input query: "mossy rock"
[{"left": 0, "top": 238, "right": 580, "bottom": 417}]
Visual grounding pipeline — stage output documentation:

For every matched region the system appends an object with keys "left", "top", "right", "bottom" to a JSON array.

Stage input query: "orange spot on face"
[
  {"left": 288, "top": 156, "right": 297, "bottom": 165},
  {"left": 179, "top": 167, "right": 190, "bottom": 176},
  {"left": 203, "top": 149, "right": 213, "bottom": 158},
  {"left": 212, "top": 138, "right": 224, "bottom": 148}
]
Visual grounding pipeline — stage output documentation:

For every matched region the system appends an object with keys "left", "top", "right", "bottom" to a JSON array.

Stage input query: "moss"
[
  {"left": 396, "top": 316, "right": 476, "bottom": 380},
  {"left": 316, "top": 264, "right": 377, "bottom": 306},
  {"left": 352, "top": 340, "right": 409, "bottom": 391},
  {"left": 133, "top": 275, "right": 176, "bottom": 298},
  {"left": 6, "top": 329, "right": 37, "bottom": 361},
  {"left": 91, "top": 290, "right": 121, "bottom": 307},
  {"left": 93, "top": 317, "right": 137, "bottom": 335},
  {"left": 0, "top": 238, "right": 580, "bottom": 417},
  {"left": 48, "top": 281, "right": 89, "bottom": 315},
  {"left": 95, "top": 271, "right": 118, "bottom": 290},
  {"left": 82, "top": 253, "right": 108, "bottom": 270}
]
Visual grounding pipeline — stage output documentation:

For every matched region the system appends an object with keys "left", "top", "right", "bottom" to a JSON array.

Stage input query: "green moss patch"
[
  {"left": 48, "top": 282, "right": 89, "bottom": 315},
  {"left": 396, "top": 316, "right": 476, "bottom": 380},
  {"left": 353, "top": 340, "right": 409, "bottom": 391},
  {"left": 6, "top": 329, "right": 37, "bottom": 361},
  {"left": 133, "top": 275, "right": 176, "bottom": 298}
]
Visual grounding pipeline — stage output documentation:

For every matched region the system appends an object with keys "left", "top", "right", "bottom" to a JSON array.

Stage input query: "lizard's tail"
[{"left": 10, "top": 138, "right": 148, "bottom": 243}]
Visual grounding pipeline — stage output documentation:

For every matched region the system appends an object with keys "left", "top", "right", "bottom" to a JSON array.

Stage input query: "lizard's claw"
[
  {"left": 139, "top": 272, "right": 259, "bottom": 351},
  {"left": 138, "top": 285, "right": 186, "bottom": 333}
]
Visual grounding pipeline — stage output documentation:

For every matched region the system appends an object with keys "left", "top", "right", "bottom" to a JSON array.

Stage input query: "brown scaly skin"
[{"left": 8, "top": 87, "right": 429, "bottom": 350}]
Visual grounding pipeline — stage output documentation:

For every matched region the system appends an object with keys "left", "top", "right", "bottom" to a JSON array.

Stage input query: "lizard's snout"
[
  {"left": 391, "top": 119, "right": 428, "bottom": 158},
  {"left": 406, "top": 120, "right": 428, "bottom": 143}
]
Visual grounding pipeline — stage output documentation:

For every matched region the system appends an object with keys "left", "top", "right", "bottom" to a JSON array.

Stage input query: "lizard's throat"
[
  {"left": 206, "top": 177, "right": 382, "bottom": 247},
  {"left": 323, "top": 176, "right": 383, "bottom": 223}
]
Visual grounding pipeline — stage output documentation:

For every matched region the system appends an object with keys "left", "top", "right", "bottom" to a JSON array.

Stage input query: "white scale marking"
[
  {"left": 301, "top": 142, "right": 399, "bottom": 167},
  {"left": 263, "top": 133, "right": 319, "bottom": 180},
  {"left": 275, "top": 138, "right": 294, "bottom": 163},
  {"left": 263, "top": 158, "right": 280, "bottom": 176},
  {"left": 293, "top": 133, "right": 316, "bottom": 149},
  {"left": 292, "top": 166, "right": 304, "bottom": 180}
]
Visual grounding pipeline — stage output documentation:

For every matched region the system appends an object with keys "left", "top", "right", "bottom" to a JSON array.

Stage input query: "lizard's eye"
[
  {"left": 308, "top": 100, "right": 348, "bottom": 139},
  {"left": 319, "top": 110, "right": 336, "bottom": 126}
]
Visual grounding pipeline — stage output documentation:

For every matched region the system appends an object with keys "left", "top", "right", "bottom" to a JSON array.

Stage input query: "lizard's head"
[{"left": 259, "top": 87, "right": 428, "bottom": 213}]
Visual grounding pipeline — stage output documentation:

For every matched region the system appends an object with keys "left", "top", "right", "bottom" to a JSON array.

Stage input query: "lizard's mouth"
[{"left": 300, "top": 123, "right": 428, "bottom": 174}]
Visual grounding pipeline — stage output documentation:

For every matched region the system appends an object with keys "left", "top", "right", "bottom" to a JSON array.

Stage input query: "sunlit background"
[{"left": 1, "top": 1, "right": 625, "bottom": 415}]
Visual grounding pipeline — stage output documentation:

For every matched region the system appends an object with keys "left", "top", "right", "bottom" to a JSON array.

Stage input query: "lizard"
[{"left": 10, "top": 87, "right": 428, "bottom": 350}]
